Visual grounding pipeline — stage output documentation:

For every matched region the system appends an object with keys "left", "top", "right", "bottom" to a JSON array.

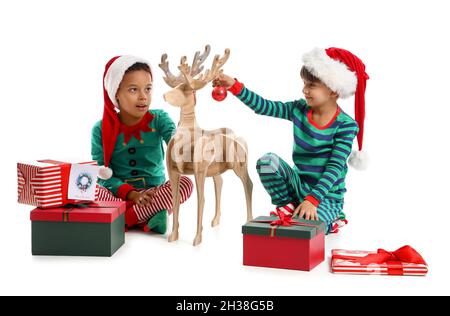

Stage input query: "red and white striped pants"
[{"left": 96, "top": 176, "right": 193, "bottom": 226}]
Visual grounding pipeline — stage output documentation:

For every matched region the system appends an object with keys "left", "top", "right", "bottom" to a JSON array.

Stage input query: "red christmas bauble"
[{"left": 212, "top": 86, "right": 227, "bottom": 101}]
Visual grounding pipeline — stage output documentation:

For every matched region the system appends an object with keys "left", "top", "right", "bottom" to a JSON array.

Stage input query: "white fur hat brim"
[
  {"left": 104, "top": 55, "right": 152, "bottom": 108},
  {"left": 302, "top": 48, "right": 357, "bottom": 99}
]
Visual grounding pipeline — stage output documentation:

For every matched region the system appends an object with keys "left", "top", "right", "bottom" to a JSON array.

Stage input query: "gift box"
[
  {"left": 242, "top": 215, "right": 326, "bottom": 271},
  {"left": 331, "top": 246, "right": 428, "bottom": 276},
  {"left": 18, "top": 159, "right": 99, "bottom": 208},
  {"left": 30, "top": 201, "right": 126, "bottom": 257}
]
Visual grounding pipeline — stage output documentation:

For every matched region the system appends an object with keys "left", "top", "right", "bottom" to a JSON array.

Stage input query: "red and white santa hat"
[
  {"left": 98, "top": 55, "right": 153, "bottom": 180},
  {"left": 302, "top": 47, "right": 370, "bottom": 170}
]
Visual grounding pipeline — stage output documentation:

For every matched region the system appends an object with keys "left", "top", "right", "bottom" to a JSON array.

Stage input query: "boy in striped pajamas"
[
  {"left": 92, "top": 56, "right": 193, "bottom": 234},
  {"left": 214, "top": 47, "right": 369, "bottom": 233}
]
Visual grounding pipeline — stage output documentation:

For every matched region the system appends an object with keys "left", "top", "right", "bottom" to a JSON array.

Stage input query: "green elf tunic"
[{"left": 91, "top": 110, "right": 176, "bottom": 200}]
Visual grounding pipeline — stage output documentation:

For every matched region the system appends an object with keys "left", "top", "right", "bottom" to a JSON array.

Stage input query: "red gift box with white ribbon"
[
  {"left": 331, "top": 246, "right": 428, "bottom": 276},
  {"left": 17, "top": 159, "right": 99, "bottom": 209}
]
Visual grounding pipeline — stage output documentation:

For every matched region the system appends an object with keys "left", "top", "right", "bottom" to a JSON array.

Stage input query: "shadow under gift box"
[
  {"left": 242, "top": 216, "right": 326, "bottom": 271},
  {"left": 30, "top": 201, "right": 126, "bottom": 257}
]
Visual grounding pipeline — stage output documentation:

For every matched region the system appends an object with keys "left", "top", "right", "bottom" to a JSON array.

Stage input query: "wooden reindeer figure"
[{"left": 159, "top": 45, "right": 253, "bottom": 246}]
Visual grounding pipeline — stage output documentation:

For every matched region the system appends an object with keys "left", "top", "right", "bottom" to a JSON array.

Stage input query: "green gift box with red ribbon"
[
  {"left": 30, "top": 201, "right": 126, "bottom": 257},
  {"left": 242, "top": 215, "right": 326, "bottom": 271}
]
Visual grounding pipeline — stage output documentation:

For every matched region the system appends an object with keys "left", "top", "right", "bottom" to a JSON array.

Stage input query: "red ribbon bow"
[
  {"left": 354, "top": 245, "right": 426, "bottom": 266},
  {"left": 269, "top": 209, "right": 296, "bottom": 226},
  {"left": 333, "top": 245, "right": 427, "bottom": 275},
  {"left": 251, "top": 209, "right": 320, "bottom": 237}
]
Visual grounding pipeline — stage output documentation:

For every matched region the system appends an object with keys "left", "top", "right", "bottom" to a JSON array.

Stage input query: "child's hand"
[
  {"left": 127, "top": 190, "right": 156, "bottom": 206},
  {"left": 292, "top": 200, "right": 319, "bottom": 221},
  {"left": 212, "top": 74, "right": 235, "bottom": 89}
]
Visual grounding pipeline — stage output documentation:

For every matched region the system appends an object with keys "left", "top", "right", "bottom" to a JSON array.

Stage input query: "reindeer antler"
[
  {"left": 159, "top": 53, "right": 186, "bottom": 88},
  {"left": 193, "top": 48, "right": 230, "bottom": 90},
  {"left": 159, "top": 46, "right": 230, "bottom": 91},
  {"left": 178, "top": 56, "right": 195, "bottom": 90},
  {"left": 190, "top": 45, "right": 211, "bottom": 77}
]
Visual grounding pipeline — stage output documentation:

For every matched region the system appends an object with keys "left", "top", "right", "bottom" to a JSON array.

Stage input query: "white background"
[{"left": 1, "top": 0, "right": 449, "bottom": 296}]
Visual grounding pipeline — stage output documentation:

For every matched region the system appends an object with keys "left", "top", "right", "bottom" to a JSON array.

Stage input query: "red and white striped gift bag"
[
  {"left": 17, "top": 160, "right": 99, "bottom": 208},
  {"left": 331, "top": 249, "right": 428, "bottom": 276}
]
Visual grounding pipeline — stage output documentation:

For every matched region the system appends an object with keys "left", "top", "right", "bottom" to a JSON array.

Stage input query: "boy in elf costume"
[
  {"left": 214, "top": 47, "right": 369, "bottom": 234},
  {"left": 92, "top": 56, "right": 193, "bottom": 234}
]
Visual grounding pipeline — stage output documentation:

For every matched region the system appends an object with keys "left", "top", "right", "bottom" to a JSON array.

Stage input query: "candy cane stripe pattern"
[
  {"left": 17, "top": 161, "right": 98, "bottom": 208},
  {"left": 96, "top": 176, "right": 193, "bottom": 224}
]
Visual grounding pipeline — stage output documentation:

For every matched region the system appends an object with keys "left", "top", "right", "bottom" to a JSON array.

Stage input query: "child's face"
[
  {"left": 116, "top": 70, "right": 152, "bottom": 120},
  {"left": 302, "top": 79, "right": 337, "bottom": 107}
]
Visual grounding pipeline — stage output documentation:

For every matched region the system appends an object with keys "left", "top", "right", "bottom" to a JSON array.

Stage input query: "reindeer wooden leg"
[
  {"left": 243, "top": 170, "right": 253, "bottom": 222},
  {"left": 193, "top": 172, "right": 206, "bottom": 246},
  {"left": 234, "top": 163, "right": 253, "bottom": 222},
  {"left": 211, "top": 175, "right": 223, "bottom": 227},
  {"left": 168, "top": 171, "right": 181, "bottom": 242}
]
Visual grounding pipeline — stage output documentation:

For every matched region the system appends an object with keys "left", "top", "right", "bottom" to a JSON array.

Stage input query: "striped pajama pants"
[
  {"left": 256, "top": 153, "right": 344, "bottom": 233},
  {"left": 96, "top": 176, "right": 193, "bottom": 226}
]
